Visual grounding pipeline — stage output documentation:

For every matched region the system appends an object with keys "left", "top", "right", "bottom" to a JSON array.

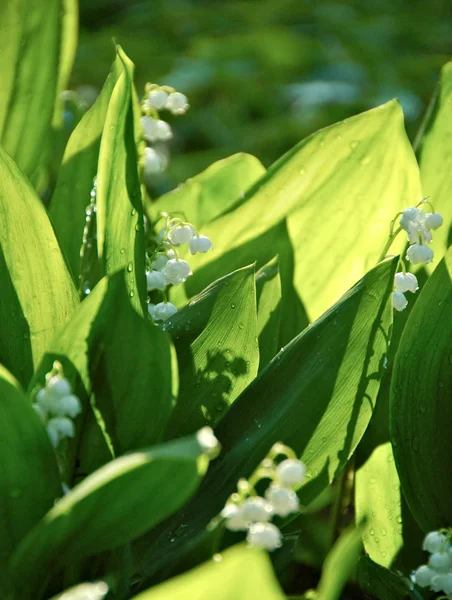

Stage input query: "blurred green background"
[{"left": 71, "top": 0, "right": 452, "bottom": 193}]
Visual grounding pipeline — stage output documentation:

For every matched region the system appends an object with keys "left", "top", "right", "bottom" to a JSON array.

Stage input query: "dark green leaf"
[
  {"left": 358, "top": 556, "right": 419, "bottom": 600},
  {"left": 255, "top": 256, "right": 282, "bottom": 370}
]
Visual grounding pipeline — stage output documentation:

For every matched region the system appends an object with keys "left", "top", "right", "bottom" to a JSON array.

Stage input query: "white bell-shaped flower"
[
  {"left": 412, "top": 565, "right": 434, "bottom": 588},
  {"left": 152, "top": 301, "right": 178, "bottom": 321},
  {"left": 406, "top": 244, "right": 434, "bottom": 265},
  {"left": 247, "top": 522, "right": 282, "bottom": 551},
  {"left": 265, "top": 484, "right": 300, "bottom": 517},
  {"left": 146, "top": 270, "right": 166, "bottom": 291},
  {"left": 399, "top": 207, "right": 418, "bottom": 232},
  {"left": 242, "top": 497, "right": 273, "bottom": 522},
  {"left": 163, "top": 259, "right": 192, "bottom": 285},
  {"left": 425, "top": 212, "right": 443, "bottom": 230},
  {"left": 152, "top": 253, "right": 171, "bottom": 271},
  {"left": 196, "top": 426, "right": 220, "bottom": 457},
  {"left": 35, "top": 388, "right": 54, "bottom": 412},
  {"left": 148, "top": 303, "right": 156, "bottom": 319},
  {"left": 168, "top": 225, "right": 195, "bottom": 245},
  {"left": 165, "top": 92, "right": 190, "bottom": 115},
  {"left": 392, "top": 291, "right": 408, "bottom": 312},
  {"left": 47, "top": 417, "right": 75, "bottom": 447},
  {"left": 429, "top": 551, "right": 452, "bottom": 573},
  {"left": 423, "top": 531, "right": 447, "bottom": 553},
  {"left": 141, "top": 116, "right": 159, "bottom": 142},
  {"left": 144, "top": 147, "right": 166, "bottom": 175},
  {"left": 47, "top": 375, "right": 72, "bottom": 399},
  {"left": 431, "top": 574, "right": 452, "bottom": 594},
  {"left": 155, "top": 119, "right": 173, "bottom": 141},
  {"left": 147, "top": 89, "right": 169, "bottom": 110},
  {"left": 222, "top": 503, "right": 249, "bottom": 532},
  {"left": 189, "top": 235, "right": 214, "bottom": 255},
  {"left": 276, "top": 458, "right": 306, "bottom": 487},
  {"left": 33, "top": 403, "right": 48, "bottom": 424},
  {"left": 394, "top": 272, "right": 418, "bottom": 294},
  {"left": 57, "top": 395, "right": 82, "bottom": 419}
]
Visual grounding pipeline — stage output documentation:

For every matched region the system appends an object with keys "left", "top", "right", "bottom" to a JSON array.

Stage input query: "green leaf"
[
  {"left": 0, "top": 0, "right": 63, "bottom": 179},
  {"left": 131, "top": 545, "right": 284, "bottom": 600},
  {"left": 149, "top": 153, "right": 266, "bottom": 227},
  {"left": 181, "top": 101, "right": 420, "bottom": 321},
  {"left": 417, "top": 62, "right": 452, "bottom": 269},
  {"left": 255, "top": 256, "right": 282, "bottom": 370},
  {"left": 316, "top": 525, "right": 364, "bottom": 600},
  {"left": 10, "top": 436, "right": 209, "bottom": 600},
  {"left": 390, "top": 246, "right": 452, "bottom": 531},
  {"left": 49, "top": 53, "right": 123, "bottom": 279},
  {"left": 0, "top": 365, "right": 60, "bottom": 574},
  {"left": 134, "top": 257, "right": 397, "bottom": 584},
  {"left": 164, "top": 265, "right": 259, "bottom": 440},
  {"left": 357, "top": 556, "right": 419, "bottom": 600},
  {"left": 96, "top": 47, "right": 146, "bottom": 316},
  {"left": 0, "top": 146, "right": 79, "bottom": 387}
]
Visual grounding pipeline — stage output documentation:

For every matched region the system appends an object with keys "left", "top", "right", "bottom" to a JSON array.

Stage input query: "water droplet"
[
  {"left": 127, "top": 262, "right": 133, "bottom": 272},
  {"left": 120, "top": 248, "right": 125, "bottom": 254},
  {"left": 213, "top": 553, "right": 222, "bottom": 562},
  {"left": 131, "top": 208, "right": 137, "bottom": 216},
  {"left": 215, "top": 403, "right": 224, "bottom": 412},
  {"left": 299, "top": 167, "right": 306, "bottom": 176},
  {"left": 238, "top": 323, "right": 244, "bottom": 330},
  {"left": 396, "top": 516, "right": 402, "bottom": 524},
  {"left": 360, "top": 155, "right": 372, "bottom": 165},
  {"left": 135, "top": 224, "right": 140, "bottom": 232},
  {"left": 129, "top": 290, "right": 135, "bottom": 298},
  {"left": 230, "top": 303, "right": 236, "bottom": 309},
  {"left": 370, "top": 529, "right": 375, "bottom": 536},
  {"left": 350, "top": 140, "right": 360, "bottom": 150}
]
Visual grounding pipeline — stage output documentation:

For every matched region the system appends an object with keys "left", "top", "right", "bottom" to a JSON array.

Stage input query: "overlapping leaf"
[
  {"left": 0, "top": 146, "right": 79, "bottom": 387},
  {"left": 255, "top": 257, "right": 282, "bottom": 370},
  {"left": 10, "top": 436, "right": 209, "bottom": 600},
  {"left": 390, "top": 246, "right": 452, "bottom": 531}
]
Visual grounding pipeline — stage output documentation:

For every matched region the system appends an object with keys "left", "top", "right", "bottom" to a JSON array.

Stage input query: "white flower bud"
[
  {"left": 423, "top": 531, "right": 447, "bottom": 553},
  {"left": 265, "top": 484, "right": 300, "bottom": 517},
  {"left": 406, "top": 244, "right": 434, "bottom": 265},
  {"left": 36, "top": 388, "right": 54, "bottom": 412},
  {"left": 163, "top": 259, "right": 192, "bottom": 285},
  {"left": 412, "top": 565, "right": 434, "bottom": 588},
  {"left": 152, "top": 301, "right": 178, "bottom": 321},
  {"left": 399, "top": 207, "right": 418, "bottom": 232},
  {"left": 168, "top": 225, "right": 195, "bottom": 245},
  {"left": 247, "top": 522, "right": 282, "bottom": 551},
  {"left": 196, "top": 426, "right": 220, "bottom": 457},
  {"left": 32, "top": 403, "right": 48, "bottom": 424},
  {"left": 141, "top": 116, "right": 159, "bottom": 142},
  {"left": 147, "top": 89, "right": 169, "bottom": 109},
  {"left": 431, "top": 574, "right": 452, "bottom": 594},
  {"left": 276, "top": 459, "right": 306, "bottom": 487},
  {"left": 394, "top": 272, "right": 418, "bottom": 294},
  {"left": 146, "top": 270, "right": 166, "bottom": 291},
  {"left": 165, "top": 92, "right": 190, "bottom": 115},
  {"left": 222, "top": 503, "right": 249, "bottom": 531},
  {"left": 189, "top": 235, "right": 214, "bottom": 255},
  {"left": 155, "top": 119, "right": 173, "bottom": 141},
  {"left": 429, "top": 551, "right": 452, "bottom": 573},
  {"left": 47, "top": 417, "right": 75, "bottom": 447},
  {"left": 57, "top": 395, "right": 82, "bottom": 419},
  {"left": 392, "top": 291, "right": 408, "bottom": 312},
  {"left": 144, "top": 147, "right": 166, "bottom": 175},
  {"left": 242, "top": 497, "right": 273, "bottom": 522},
  {"left": 425, "top": 212, "right": 443, "bottom": 230},
  {"left": 47, "top": 375, "right": 72, "bottom": 399}
]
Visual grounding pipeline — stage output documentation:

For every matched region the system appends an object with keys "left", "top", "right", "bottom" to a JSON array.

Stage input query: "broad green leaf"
[
  {"left": 96, "top": 49, "right": 146, "bottom": 316},
  {"left": 164, "top": 265, "right": 259, "bottom": 439},
  {"left": 131, "top": 545, "right": 284, "bottom": 600},
  {"left": 255, "top": 257, "right": 282, "bottom": 370},
  {"left": 10, "top": 436, "right": 209, "bottom": 600},
  {"left": 316, "top": 525, "right": 364, "bottom": 600},
  {"left": 0, "top": 0, "right": 62, "bottom": 179},
  {"left": 357, "top": 556, "right": 419, "bottom": 600},
  {"left": 50, "top": 53, "right": 123, "bottom": 279},
  {"left": 417, "top": 62, "right": 452, "bottom": 269},
  {"left": 0, "top": 146, "right": 78, "bottom": 387},
  {"left": 149, "top": 153, "right": 266, "bottom": 227},
  {"left": 181, "top": 101, "right": 420, "bottom": 321},
  {"left": 134, "top": 257, "right": 397, "bottom": 584},
  {"left": 0, "top": 365, "right": 60, "bottom": 574},
  {"left": 390, "top": 246, "right": 452, "bottom": 531}
]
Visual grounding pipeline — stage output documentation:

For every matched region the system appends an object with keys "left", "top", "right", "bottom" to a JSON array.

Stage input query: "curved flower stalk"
[
  {"left": 209, "top": 442, "right": 306, "bottom": 551},
  {"left": 140, "top": 83, "right": 190, "bottom": 177},
  {"left": 410, "top": 529, "right": 452, "bottom": 598},
  {"left": 385, "top": 198, "right": 443, "bottom": 312},
  {"left": 146, "top": 214, "right": 213, "bottom": 322}
]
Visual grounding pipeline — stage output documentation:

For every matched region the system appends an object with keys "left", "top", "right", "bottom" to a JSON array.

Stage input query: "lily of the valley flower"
[
  {"left": 406, "top": 243, "right": 434, "bottom": 265},
  {"left": 163, "top": 259, "right": 192, "bottom": 285},
  {"left": 247, "top": 523, "right": 282, "bottom": 551},
  {"left": 149, "top": 301, "right": 178, "bottom": 321},
  {"left": 165, "top": 92, "right": 190, "bottom": 115},
  {"left": 189, "top": 234, "right": 214, "bottom": 255}
]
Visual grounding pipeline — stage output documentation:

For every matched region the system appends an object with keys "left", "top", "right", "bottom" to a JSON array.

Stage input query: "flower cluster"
[
  {"left": 391, "top": 201, "right": 443, "bottom": 312},
  {"left": 410, "top": 529, "right": 452, "bottom": 598},
  {"left": 141, "top": 83, "right": 189, "bottom": 176},
  {"left": 214, "top": 443, "right": 306, "bottom": 551},
  {"left": 32, "top": 361, "right": 82, "bottom": 448},
  {"left": 147, "top": 215, "right": 213, "bottom": 322}
]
